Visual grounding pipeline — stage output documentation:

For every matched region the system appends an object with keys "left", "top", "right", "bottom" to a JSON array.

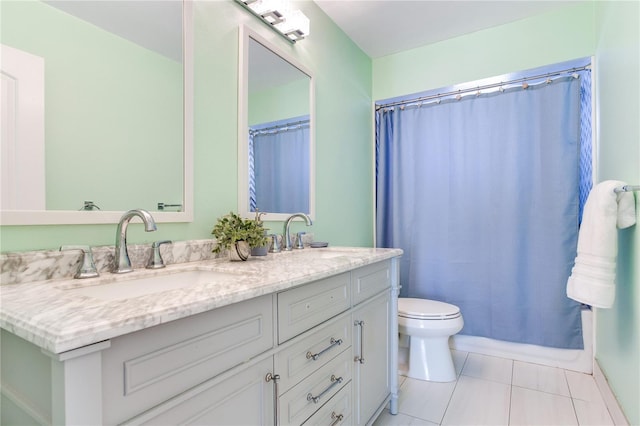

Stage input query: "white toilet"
[{"left": 398, "top": 297, "right": 464, "bottom": 382}]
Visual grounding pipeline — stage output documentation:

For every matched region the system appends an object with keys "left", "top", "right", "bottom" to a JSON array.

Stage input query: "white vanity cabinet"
[
  {"left": 0, "top": 254, "right": 400, "bottom": 426},
  {"left": 351, "top": 262, "right": 393, "bottom": 426}
]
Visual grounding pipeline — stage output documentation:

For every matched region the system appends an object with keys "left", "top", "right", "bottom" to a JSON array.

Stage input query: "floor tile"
[
  {"left": 451, "top": 349, "right": 468, "bottom": 377},
  {"left": 565, "top": 370, "right": 602, "bottom": 401},
  {"left": 512, "top": 361, "right": 570, "bottom": 396},
  {"left": 397, "top": 377, "right": 456, "bottom": 424},
  {"left": 461, "top": 352, "right": 513, "bottom": 384},
  {"left": 373, "top": 409, "right": 439, "bottom": 426},
  {"left": 407, "top": 417, "right": 439, "bottom": 425},
  {"left": 374, "top": 352, "right": 617, "bottom": 426},
  {"left": 441, "top": 375, "right": 511, "bottom": 425},
  {"left": 510, "top": 386, "right": 577, "bottom": 426},
  {"left": 573, "top": 397, "right": 615, "bottom": 425}
]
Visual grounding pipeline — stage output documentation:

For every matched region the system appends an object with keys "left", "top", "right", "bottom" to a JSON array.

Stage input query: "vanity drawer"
[
  {"left": 352, "top": 261, "right": 391, "bottom": 306},
  {"left": 102, "top": 295, "right": 274, "bottom": 425},
  {"left": 279, "top": 349, "right": 352, "bottom": 426},
  {"left": 276, "top": 313, "right": 352, "bottom": 393},
  {"left": 278, "top": 272, "right": 350, "bottom": 344},
  {"left": 302, "top": 381, "right": 352, "bottom": 426}
]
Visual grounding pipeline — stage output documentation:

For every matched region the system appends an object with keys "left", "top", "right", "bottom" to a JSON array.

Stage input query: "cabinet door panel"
[
  {"left": 123, "top": 358, "right": 274, "bottom": 426},
  {"left": 353, "top": 291, "right": 391, "bottom": 425},
  {"left": 103, "top": 295, "right": 273, "bottom": 424}
]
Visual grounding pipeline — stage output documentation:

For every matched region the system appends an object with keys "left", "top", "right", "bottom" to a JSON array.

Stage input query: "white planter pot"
[{"left": 229, "top": 241, "right": 251, "bottom": 261}]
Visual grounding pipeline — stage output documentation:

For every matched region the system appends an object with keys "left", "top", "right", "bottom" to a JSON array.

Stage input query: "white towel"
[{"left": 566, "top": 180, "right": 637, "bottom": 308}]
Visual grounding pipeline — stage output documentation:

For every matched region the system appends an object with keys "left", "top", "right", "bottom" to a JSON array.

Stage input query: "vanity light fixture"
[{"left": 236, "top": 0, "right": 310, "bottom": 42}]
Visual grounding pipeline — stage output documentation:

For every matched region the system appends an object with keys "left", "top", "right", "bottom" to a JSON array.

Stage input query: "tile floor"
[{"left": 373, "top": 350, "right": 615, "bottom": 426}]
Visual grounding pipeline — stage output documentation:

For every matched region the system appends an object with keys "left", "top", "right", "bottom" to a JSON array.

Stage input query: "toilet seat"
[{"left": 398, "top": 297, "right": 461, "bottom": 320}]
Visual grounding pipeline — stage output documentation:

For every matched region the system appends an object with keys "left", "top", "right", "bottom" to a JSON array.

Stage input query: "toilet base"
[{"left": 407, "top": 335, "right": 457, "bottom": 382}]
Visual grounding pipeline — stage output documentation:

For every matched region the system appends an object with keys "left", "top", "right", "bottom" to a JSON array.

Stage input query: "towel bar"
[{"left": 613, "top": 185, "right": 640, "bottom": 193}]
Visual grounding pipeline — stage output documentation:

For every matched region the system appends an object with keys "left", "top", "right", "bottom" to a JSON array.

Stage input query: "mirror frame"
[
  {"left": 0, "top": 0, "right": 194, "bottom": 226},
  {"left": 237, "top": 25, "right": 315, "bottom": 221}
]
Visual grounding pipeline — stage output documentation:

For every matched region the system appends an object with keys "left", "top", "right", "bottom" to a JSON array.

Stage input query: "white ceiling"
[
  {"left": 313, "top": 0, "right": 583, "bottom": 58},
  {"left": 45, "top": 1, "right": 182, "bottom": 62}
]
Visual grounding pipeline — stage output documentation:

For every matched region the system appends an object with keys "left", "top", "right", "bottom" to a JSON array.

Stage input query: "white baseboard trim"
[{"left": 593, "top": 360, "right": 630, "bottom": 426}]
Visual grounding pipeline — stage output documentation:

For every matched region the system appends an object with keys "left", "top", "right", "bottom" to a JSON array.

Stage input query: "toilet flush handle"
[{"left": 354, "top": 320, "right": 365, "bottom": 364}]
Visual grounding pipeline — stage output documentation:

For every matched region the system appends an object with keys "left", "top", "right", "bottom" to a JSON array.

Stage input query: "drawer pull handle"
[
  {"left": 354, "top": 320, "right": 365, "bottom": 364},
  {"left": 330, "top": 412, "right": 344, "bottom": 426},
  {"left": 306, "top": 375, "right": 343, "bottom": 404},
  {"left": 306, "top": 338, "right": 343, "bottom": 361}
]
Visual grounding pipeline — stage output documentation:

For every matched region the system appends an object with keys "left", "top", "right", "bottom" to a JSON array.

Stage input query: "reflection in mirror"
[
  {"left": 250, "top": 115, "right": 310, "bottom": 213},
  {"left": 238, "top": 26, "right": 314, "bottom": 221},
  {"left": 0, "top": 0, "right": 193, "bottom": 225}
]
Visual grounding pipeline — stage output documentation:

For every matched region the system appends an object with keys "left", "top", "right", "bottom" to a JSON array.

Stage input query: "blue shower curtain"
[
  {"left": 250, "top": 121, "right": 309, "bottom": 213},
  {"left": 376, "top": 77, "right": 584, "bottom": 349}
]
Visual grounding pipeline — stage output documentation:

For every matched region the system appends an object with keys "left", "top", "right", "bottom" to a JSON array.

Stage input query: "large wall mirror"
[
  {"left": 0, "top": 0, "right": 193, "bottom": 225},
  {"left": 238, "top": 26, "right": 315, "bottom": 221}
]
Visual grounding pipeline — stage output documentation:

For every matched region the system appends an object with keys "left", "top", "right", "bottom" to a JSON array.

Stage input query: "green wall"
[
  {"left": 0, "top": 0, "right": 373, "bottom": 251},
  {"left": 249, "top": 78, "right": 309, "bottom": 126},
  {"left": 593, "top": 1, "right": 640, "bottom": 424},
  {"left": 1, "top": 1, "right": 183, "bottom": 212},
  {"left": 372, "top": 2, "right": 639, "bottom": 423},
  {"left": 373, "top": 3, "right": 595, "bottom": 101}
]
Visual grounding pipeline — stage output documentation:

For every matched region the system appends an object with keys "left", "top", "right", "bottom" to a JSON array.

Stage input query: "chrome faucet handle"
[
  {"left": 269, "top": 234, "right": 281, "bottom": 253},
  {"left": 295, "top": 232, "right": 306, "bottom": 249},
  {"left": 146, "top": 240, "right": 172, "bottom": 269},
  {"left": 60, "top": 245, "right": 99, "bottom": 279},
  {"left": 114, "top": 209, "right": 157, "bottom": 274},
  {"left": 283, "top": 213, "right": 313, "bottom": 251}
]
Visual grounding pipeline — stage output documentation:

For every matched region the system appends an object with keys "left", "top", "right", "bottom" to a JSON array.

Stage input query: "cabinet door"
[
  {"left": 352, "top": 291, "right": 391, "bottom": 425},
  {"left": 123, "top": 357, "right": 274, "bottom": 426},
  {"left": 103, "top": 295, "right": 274, "bottom": 424}
]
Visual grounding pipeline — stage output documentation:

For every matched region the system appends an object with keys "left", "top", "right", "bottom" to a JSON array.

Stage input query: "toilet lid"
[{"left": 398, "top": 298, "right": 461, "bottom": 320}]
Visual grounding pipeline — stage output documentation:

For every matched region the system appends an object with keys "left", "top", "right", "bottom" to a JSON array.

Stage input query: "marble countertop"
[{"left": 0, "top": 247, "right": 402, "bottom": 354}]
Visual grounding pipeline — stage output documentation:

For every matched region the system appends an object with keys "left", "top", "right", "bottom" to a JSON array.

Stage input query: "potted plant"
[{"left": 212, "top": 211, "right": 269, "bottom": 261}]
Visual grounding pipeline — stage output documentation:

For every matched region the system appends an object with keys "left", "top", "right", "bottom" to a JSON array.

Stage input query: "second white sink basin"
[{"left": 64, "top": 270, "right": 239, "bottom": 301}]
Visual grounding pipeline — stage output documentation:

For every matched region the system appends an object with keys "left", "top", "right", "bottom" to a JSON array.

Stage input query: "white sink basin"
[{"left": 64, "top": 270, "right": 238, "bottom": 301}]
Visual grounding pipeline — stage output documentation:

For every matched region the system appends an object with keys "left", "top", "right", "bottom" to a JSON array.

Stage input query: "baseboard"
[{"left": 593, "top": 360, "right": 630, "bottom": 426}]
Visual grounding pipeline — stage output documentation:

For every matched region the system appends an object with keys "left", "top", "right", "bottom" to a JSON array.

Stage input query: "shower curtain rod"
[
  {"left": 250, "top": 119, "right": 310, "bottom": 134},
  {"left": 614, "top": 185, "right": 640, "bottom": 193},
  {"left": 375, "top": 65, "right": 591, "bottom": 111}
]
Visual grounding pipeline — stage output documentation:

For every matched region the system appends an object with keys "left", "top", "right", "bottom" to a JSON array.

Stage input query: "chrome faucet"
[
  {"left": 113, "top": 209, "right": 157, "bottom": 273},
  {"left": 283, "top": 213, "right": 312, "bottom": 251}
]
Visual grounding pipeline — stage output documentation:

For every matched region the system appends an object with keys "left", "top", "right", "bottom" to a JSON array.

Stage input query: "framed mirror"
[
  {"left": 238, "top": 26, "right": 315, "bottom": 221},
  {"left": 0, "top": 0, "right": 193, "bottom": 225}
]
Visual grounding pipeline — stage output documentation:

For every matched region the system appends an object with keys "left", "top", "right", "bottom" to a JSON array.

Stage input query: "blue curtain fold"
[
  {"left": 376, "top": 77, "right": 585, "bottom": 349},
  {"left": 250, "top": 122, "right": 309, "bottom": 213}
]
